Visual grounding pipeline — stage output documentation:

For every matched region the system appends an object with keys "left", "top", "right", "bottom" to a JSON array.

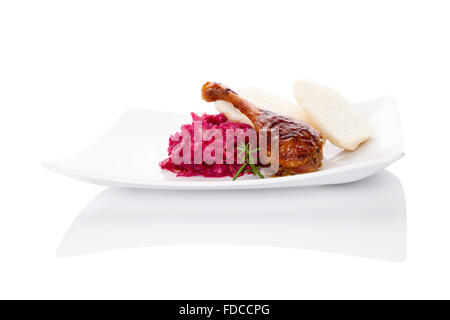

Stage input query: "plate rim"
[{"left": 43, "top": 152, "right": 404, "bottom": 189}]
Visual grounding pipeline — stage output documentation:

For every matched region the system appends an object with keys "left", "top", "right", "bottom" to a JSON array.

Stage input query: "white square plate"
[{"left": 44, "top": 96, "right": 404, "bottom": 189}]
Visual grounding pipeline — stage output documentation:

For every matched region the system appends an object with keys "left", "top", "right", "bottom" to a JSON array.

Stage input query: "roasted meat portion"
[{"left": 201, "top": 82, "right": 324, "bottom": 175}]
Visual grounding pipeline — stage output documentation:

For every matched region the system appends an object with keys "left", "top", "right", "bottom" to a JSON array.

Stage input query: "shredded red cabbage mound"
[{"left": 159, "top": 113, "right": 255, "bottom": 178}]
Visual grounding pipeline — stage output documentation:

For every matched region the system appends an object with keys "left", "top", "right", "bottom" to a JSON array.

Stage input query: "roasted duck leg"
[{"left": 201, "top": 82, "right": 324, "bottom": 175}]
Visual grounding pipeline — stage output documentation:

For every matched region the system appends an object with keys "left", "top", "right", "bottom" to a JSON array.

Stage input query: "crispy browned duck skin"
[{"left": 201, "top": 82, "right": 324, "bottom": 175}]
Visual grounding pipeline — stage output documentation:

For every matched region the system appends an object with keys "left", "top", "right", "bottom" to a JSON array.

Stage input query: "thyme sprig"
[{"left": 232, "top": 142, "right": 264, "bottom": 181}]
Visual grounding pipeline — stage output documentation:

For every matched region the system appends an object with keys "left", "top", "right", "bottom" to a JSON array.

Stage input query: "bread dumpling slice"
[
  {"left": 293, "top": 81, "right": 373, "bottom": 151},
  {"left": 215, "top": 87, "right": 315, "bottom": 129}
]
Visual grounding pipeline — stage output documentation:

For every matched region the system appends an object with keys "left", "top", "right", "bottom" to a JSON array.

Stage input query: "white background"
[{"left": 0, "top": 0, "right": 449, "bottom": 299}]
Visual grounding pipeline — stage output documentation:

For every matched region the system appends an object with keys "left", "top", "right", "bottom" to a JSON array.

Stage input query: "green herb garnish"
[{"left": 232, "top": 142, "right": 264, "bottom": 181}]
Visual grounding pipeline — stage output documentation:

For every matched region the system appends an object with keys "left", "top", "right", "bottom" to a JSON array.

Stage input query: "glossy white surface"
[
  {"left": 58, "top": 171, "right": 406, "bottom": 261},
  {"left": 44, "top": 97, "right": 404, "bottom": 189},
  {"left": 1, "top": 1, "right": 450, "bottom": 300}
]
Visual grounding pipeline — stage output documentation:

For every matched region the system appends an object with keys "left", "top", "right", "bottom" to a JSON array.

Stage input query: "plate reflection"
[{"left": 58, "top": 170, "right": 406, "bottom": 261}]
